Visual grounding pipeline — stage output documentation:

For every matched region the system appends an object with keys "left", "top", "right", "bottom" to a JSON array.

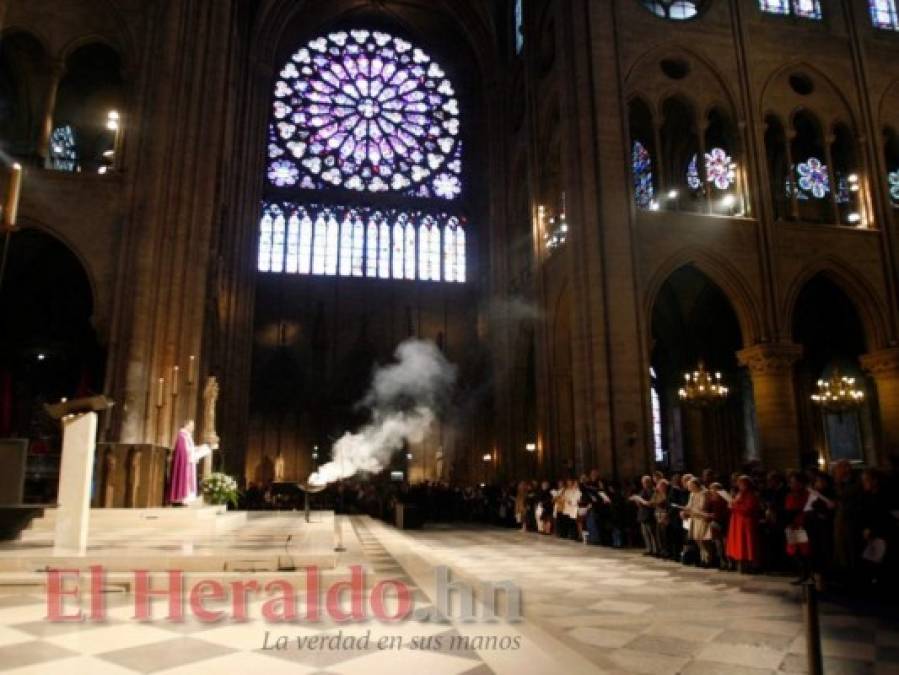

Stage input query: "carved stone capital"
[
  {"left": 861, "top": 347, "right": 899, "bottom": 377},
  {"left": 737, "top": 342, "right": 803, "bottom": 376}
]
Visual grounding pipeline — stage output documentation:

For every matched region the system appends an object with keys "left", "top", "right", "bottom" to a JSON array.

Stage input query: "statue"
[
  {"left": 201, "top": 376, "right": 220, "bottom": 477},
  {"left": 202, "top": 376, "right": 220, "bottom": 447},
  {"left": 168, "top": 420, "right": 212, "bottom": 505}
]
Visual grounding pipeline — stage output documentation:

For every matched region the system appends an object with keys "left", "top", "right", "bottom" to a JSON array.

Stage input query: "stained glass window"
[
  {"left": 260, "top": 29, "right": 467, "bottom": 283},
  {"left": 286, "top": 212, "right": 300, "bottom": 273},
  {"left": 888, "top": 170, "right": 899, "bottom": 206},
  {"left": 514, "top": 0, "right": 525, "bottom": 54},
  {"left": 642, "top": 0, "right": 702, "bottom": 20},
  {"left": 259, "top": 203, "right": 466, "bottom": 281},
  {"left": 705, "top": 147, "right": 736, "bottom": 190},
  {"left": 49, "top": 125, "right": 78, "bottom": 172},
  {"left": 632, "top": 141, "right": 654, "bottom": 209},
  {"left": 686, "top": 154, "right": 702, "bottom": 191},
  {"left": 759, "top": 0, "right": 822, "bottom": 19},
  {"left": 378, "top": 218, "right": 391, "bottom": 278},
  {"left": 796, "top": 157, "right": 829, "bottom": 198},
  {"left": 267, "top": 29, "right": 462, "bottom": 199},
  {"left": 870, "top": 0, "right": 899, "bottom": 29},
  {"left": 650, "top": 368, "right": 663, "bottom": 462}
]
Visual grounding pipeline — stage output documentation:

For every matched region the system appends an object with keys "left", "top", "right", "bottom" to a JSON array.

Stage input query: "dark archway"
[
  {"left": 0, "top": 228, "right": 105, "bottom": 502},
  {"left": 52, "top": 43, "right": 124, "bottom": 172},
  {"left": 792, "top": 274, "right": 876, "bottom": 467},
  {"left": 650, "top": 264, "right": 753, "bottom": 474}
]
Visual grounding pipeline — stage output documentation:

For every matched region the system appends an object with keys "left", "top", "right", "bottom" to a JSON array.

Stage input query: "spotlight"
[
  {"left": 482, "top": 453, "right": 492, "bottom": 462},
  {"left": 721, "top": 195, "right": 736, "bottom": 208},
  {"left": 102, "top": 150, "right": 114, "bottom": 158},
  {"left": 848, "top": 173, "right": 859, "bottom": 183},
  {"left": 525, "top": 442, "right": 536, "bottom": 452},
  {"left": 98, "top": 166, "right": 108, "bottom": 175},
  {"left": 847, "top": 212, "right": 861, "bottom": 224},
  {"left": 667, "top": 190, "right": 679, "bottom": 200},
  {"left": 406, "top": 453, "right": 413, "bottom": 460},
  {"left": 649, "top": 200, "right": 660, "bottom": 211},
  {"left": 37, "top": 353, "right": 46, "bottom": 361}
]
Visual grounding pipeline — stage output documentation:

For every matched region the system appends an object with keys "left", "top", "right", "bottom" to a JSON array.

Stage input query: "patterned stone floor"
[{"left": 0, "top": 516, "right": 895, "bottom": 674}]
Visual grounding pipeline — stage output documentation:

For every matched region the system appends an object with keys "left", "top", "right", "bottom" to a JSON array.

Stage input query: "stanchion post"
[
  {"left": 333, "top": 512, "right": 345, "bottom": 552},
  {"left": 803, "top": 581, "right": 824, "bottom": 675}
]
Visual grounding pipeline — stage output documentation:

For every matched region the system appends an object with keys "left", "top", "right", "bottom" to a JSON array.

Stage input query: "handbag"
[{"left": 785, "top": 527, "right": 809, "bottom": 546}]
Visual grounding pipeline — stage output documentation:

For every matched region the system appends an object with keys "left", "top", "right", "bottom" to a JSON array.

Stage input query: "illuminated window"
[
  {"left": 759, "top": 0, "right": 822, "bottom": 19},
  {"left": 870, "top": 0, "right": 899, "bottom": 29},
  {"left": 49, "top": 125, "right": 78, "bottom": 172},
  {"left": 259, "top": 29, "right": 467, "bottom": 282},
  {"left": 514, "top": 0, "right": 525, "bottom": 53},
  {"left": 650, "top": 368, "right": 664, "bottom": 462},
  {"left": 642, "top": 0, "right": 703, "bottom": 20},
  {"left": 632, "top": 141, "right": 654, "bottom": 209}
]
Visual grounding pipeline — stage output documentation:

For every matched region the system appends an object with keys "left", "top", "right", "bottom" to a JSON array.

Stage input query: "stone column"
[
  {"left": 737, "top": 342, "right": 803, "bottom": 469},
  {"left": 36, "top": 60, "right": 65, "bottom": 167},
  {"left": 860, "top": 347, "right": 899, "bottom": 463}
]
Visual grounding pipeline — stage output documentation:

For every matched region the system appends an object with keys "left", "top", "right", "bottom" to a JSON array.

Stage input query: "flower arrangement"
[{"left": 200, "top": 473, "right": 239, "bottom": 508}]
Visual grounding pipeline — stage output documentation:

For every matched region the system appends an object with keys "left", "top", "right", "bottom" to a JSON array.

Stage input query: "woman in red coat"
[{"left": 726, "top": 475, "right": 761, "bottom": 573}]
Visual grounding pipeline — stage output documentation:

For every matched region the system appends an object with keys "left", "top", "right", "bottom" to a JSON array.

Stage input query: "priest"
[{"left": 168, "top": 419, "right": 213, "bottom": 505}]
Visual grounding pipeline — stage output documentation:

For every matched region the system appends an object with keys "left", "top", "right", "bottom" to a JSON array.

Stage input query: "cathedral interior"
[{"left": 2, "top": 0, "right": 899, "bottom": 498}]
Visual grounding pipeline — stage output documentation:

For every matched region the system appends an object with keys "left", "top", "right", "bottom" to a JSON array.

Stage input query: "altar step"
[
  {"left": 25, "top": 506, "right": 244, "bottom": 533},
  {"left": 0, "top": 511, "right": 339, "bottom": 573}
]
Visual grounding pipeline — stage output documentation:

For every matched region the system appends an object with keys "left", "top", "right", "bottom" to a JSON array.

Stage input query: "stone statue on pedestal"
[{"left": 201, "top": 376, "right": 220, "bottom": 477}]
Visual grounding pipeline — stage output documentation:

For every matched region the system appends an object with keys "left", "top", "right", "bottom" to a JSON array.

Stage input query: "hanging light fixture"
[
  {"left": 811, "top": 370, "right": 865, "bottom": 412},
  {"left": 678, "top": 361, "right": 729, "bottom": 407}
]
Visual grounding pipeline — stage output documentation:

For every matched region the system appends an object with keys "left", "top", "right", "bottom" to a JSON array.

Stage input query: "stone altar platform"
[{"left": 0, "top": 509, "right": 339, "bottom": 574}]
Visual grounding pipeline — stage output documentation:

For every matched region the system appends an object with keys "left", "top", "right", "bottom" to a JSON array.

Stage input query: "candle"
[
  {"left": 3, "top": 163, "right": 22, "bottom": 228},
  {"left": 172, "top": 365, "right": 180, "bottom": 396},
  {"left": 156, "top": 377, "right": 164, "bottom": 408},
  {"left": 188, "top": 355, "right": 196, "bottom": 385}
]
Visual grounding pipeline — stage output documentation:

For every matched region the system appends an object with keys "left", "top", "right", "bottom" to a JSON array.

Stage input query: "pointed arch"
[
  {"left": 644, "top": 248, "right": 764, "bottom": 347},
  {"left": 782, "top": 258, "right": 891, "bottom": 350}
]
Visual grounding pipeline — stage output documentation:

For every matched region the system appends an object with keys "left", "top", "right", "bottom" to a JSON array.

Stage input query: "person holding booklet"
[{"left": 784, "top": 471, "right": 813, "bottom": 584}]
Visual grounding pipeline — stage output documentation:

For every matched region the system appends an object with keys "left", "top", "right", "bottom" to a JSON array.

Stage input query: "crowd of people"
[
  {"left": 450, "top": 460, "right": 896, "bottom": 592},
  {"left": 243, "top": 459, "right": 896, "bottom": 594}
]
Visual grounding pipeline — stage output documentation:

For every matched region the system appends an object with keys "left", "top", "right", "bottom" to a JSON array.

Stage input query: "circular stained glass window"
[{"left": 267, "top": 29, "right": 462, "bottom": 200}]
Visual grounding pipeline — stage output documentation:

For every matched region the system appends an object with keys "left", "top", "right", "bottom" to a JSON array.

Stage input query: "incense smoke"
[{"left": 308, "top": 339, "right": 457, "bottom": 485}]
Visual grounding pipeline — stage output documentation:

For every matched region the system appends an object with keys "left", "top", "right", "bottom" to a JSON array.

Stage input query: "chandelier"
[
  {"left": 678, "top": 361, "right": 729, "bottom": 407},
  {"left": 811, "top": 370, "right": 865, "bottom": 412}
]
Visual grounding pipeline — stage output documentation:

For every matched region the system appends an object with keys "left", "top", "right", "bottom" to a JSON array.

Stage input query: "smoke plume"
[{"left": 308, "top": 339, "right": 457, "bottom": 485}]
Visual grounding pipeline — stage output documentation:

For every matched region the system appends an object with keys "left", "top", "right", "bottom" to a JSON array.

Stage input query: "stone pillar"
[
  {"left": 737, "top": 343, "right": 803, "bottom": 469},
  {"left": 36, "top": 61, "right": 65, "bottom": 167},
  {"left": 860, "top": 347, "right": 899, "bottom": 463}
]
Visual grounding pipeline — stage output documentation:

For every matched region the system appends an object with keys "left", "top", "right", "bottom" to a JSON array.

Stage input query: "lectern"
[{"left": 44, "top": 396, "right": 114, "bottom": 554}]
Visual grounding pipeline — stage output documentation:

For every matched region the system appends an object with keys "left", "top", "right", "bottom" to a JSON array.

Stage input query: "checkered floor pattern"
[
  {"left": 0, "top": 518, "right": 896, "bottom": 674},
  {"left": 393, "top": 524, "right": 899, "bottom": 675}
]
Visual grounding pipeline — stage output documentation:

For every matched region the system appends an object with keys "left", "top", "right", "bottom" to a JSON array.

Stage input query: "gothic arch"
[
  {"left": 15, "top": 217, "right": 99, "bottom": 310},
  {"left": 623, "top": 43, "right": 740, "bottom": 122},
  {"left": 644, "top": 248, "right": 763, "bottom": 347},
  {"left": 760, "top": 61, "right": 859, "bottom": 132},
  {"left": 782, "top": 258, "right": 890, "bottom": 351}
]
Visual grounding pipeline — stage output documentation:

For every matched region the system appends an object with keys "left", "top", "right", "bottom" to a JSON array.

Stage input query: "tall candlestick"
[
  {"left": 156, "top": 377, "right": 165, "bottom": 408},
  {"left": 3, "top": 163, "right": 22, "bottom": 229},
  {"left": 188, "top": 355, "right": 196, "bottom": 385},
  {"left": 172, "top": 365, "right": 180, "bottom": 396}
]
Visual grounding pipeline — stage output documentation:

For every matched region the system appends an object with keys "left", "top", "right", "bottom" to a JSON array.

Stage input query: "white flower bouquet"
[{"left": 200, "top": 472, "right": 239, "bottom": 507}]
